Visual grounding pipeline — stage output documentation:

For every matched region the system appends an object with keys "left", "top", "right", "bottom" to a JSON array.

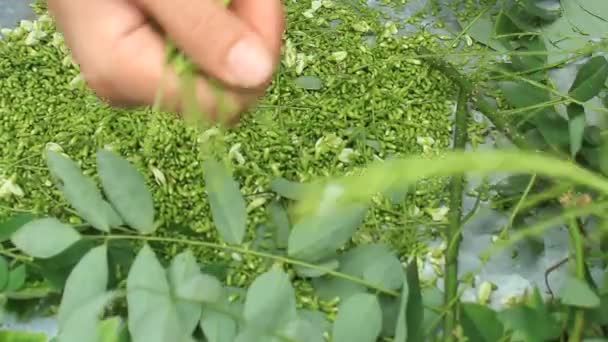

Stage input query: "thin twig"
[{"left": 545, "top": 256, "right": 569, "bottom": 298}]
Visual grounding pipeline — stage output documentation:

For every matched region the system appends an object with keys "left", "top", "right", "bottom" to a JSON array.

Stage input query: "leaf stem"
[
  {"left": 443, "top": 88, "right": 469, "bottom": 341},
  {"left": 567, "top": 218, "right": 586, "bottom": 342},
  {"left": 92, "top": 234, "right": 400, "bottom": 297}
]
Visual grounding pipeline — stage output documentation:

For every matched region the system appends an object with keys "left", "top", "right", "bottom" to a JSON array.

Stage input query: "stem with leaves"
[
  {"left": 417, "top": 47, "right": 529, "bottom": 149},
  {"left": 443, "top": 88, "right": 469, "bottom": 341}
]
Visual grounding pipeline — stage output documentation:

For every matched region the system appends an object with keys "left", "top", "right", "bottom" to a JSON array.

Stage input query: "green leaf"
[
  {"left": 567, "top": 103, "right": 586, "bottom": 157},
  {"left": 404, "top": 260, "right": 423, "bottom": 341},
  {"left": 202, "top": 159, "right": 247, "bottom": 245},
  {"left": 558, "top": 276, "right": 600, "bottom": 308},
  {"left": 498, "top": 303, "right": 561, "bottom": 341},
  {"left": 0, "top": 330, "right": 47, "bottom": 342},
  {"left": 569, "top": 56, "right": 608, "bottom": 102},
  {"left": 267, "top": 201, "right": 291, "bottom": 249},
  {"left": 294, "top": 75, "right": 323, "bottom": 90},
  {"left": 57, "top": 292, "right": 115, "bottom": 342},
  {"left": 511, "top": 37, "right": 547, "bottom": 72},
  {"left": 0, "top": 213, "right": 35, "bottom": 242},
  {"left": 521, "top": 0, "right": 562, "bottom": 21},
  {"left": 97, "top": 149, "right": 155, "bottom": 234},
  {"left": 279, "top": 318, "right": 325, "bottom": 342},
  {"left": 168, "top": 251, "right": 223, "bottom": 304},
  {"left": 200, "top": 305, "right": 239, "bottom": 342},
  {"left": 288, "top": 204, "right": 367, "bottom": 262},
  {"left": 6, "top": 264, "right": 26, "bottom": 292},
  {"left": 98, "top": 317, "right": 130, "bottom": 342},
  {"left": 269, "top": 177, "right": 306, "bottom": 200},
  {"left": 532, "top": 111, "right": 570, "bottom": 147},
  {"left": 0, "top": 256, "right": 8, "bottom": 291},
  {"left": 127, "top": 244, "right": 184, "bottom": 342},
  {"left": 499, "top": 80, "right": 551, "bottom": 109},
  {"left": 362, "top": 253, "right": 403, "bottom": 290},
  {"left": 332, "top": 293, "right": 382, "bottom": 342},
  {"left": 243, "top": 267, "right": 297, "bottom": 334},
  {"left": 46, "top": 150, "right": 118, "bottom": 232},
  {"left": 11, "top": 218, "right": 81, "bottom": 259},
  {"left": 460, "top": 303, "right": 504, "bottom": 342},
  {"left": 58, "top": 245, "right": 108, "bottom": 328},
  {"left": 463, "top": 15, "right": 508, "bottom": 51}
]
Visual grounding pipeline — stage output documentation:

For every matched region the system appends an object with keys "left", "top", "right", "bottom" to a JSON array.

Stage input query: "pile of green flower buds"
[{"left": 0, "top": 1, "right": 458, "bottom": 269}]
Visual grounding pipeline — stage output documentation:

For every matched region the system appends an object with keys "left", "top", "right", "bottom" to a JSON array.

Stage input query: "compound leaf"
[
  {"left": 0, "top": 213, "right": 35, "bottom": 242},
  {"left": 57, "top": 292, "right": 115, "bottom": 342},
  {"left": 460, "top": 303, "right": 504, "bottom": 342}
]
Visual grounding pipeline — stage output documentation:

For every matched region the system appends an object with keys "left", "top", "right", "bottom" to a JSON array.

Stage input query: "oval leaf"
[
  {"left": 6, "top": 264, "right": 26, "bottom": 292},
  {"left": 558, "top": 276, "right": 600, "bottom": 308},
  {"left": 200, "top": 306, "right": 238, "bottom": 342},
  {"left": 243, "top": 267, "right": 297, "bottom": 334},
  {"left": 294, "top": 75, "right": 323, "bottom": 90},
  {"left": 127, "top": 244, "right": 183, "bottom": 342},
  {"left": 98, "top": 317, "right": 130, "bottom": 342},
  {"left": 203, "top": 159, "right": 247, "bottom": 245},
  {"left": 169, "top": 251, "right": 223, "bottom": 304},
  {"left": 57, "top": 292, "right": 115, "bottom": 342},
  {"left": 567, "top": 103, "right": 587, "bottom": 157},
  {"left": 568, "top": 56, "right": 608, "bottom": 102},
  {"left": 46, "top": 150, "right": 116, "bottom": 232},
  {"left": 460, "top": 303, "right": 504, "bottom": 342},
  {"left": 269, "top": 177, "right": 306, "bottom": 200},
  {"left": 11, "top": 218, "right": 81, "bottom": 259},
  {"left": 498, "top": 80, "right": 550, "bottom": 109},
  {"left": 0, "top": 213, "right": 35, "bottom": 242},
  {"left": 332, "top": 293, "right": 382, "bottom": 342},
  {"left": 288, "top": 204, "right": 367, "bottom": 262},
  {"left": 58, "top": 245, "right": 109, "bottom": 327},
  {"left": 97, "top": 149, "right": 155, "bottom": 234}
]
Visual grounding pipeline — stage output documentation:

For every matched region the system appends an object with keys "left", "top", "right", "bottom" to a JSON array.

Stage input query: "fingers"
[
  {"left": 133, "top": 0, "right": 284, "bottom": 89},
  {"left": 47, "top": 0, "right": 253, "bottom": 122}
]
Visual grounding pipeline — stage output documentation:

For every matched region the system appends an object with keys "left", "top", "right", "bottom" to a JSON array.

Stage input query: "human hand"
[{"left": 48, "top": 0, "right": 285, "bottom": 123}]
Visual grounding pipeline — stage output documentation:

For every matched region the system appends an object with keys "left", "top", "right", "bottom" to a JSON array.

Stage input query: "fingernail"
[{"left": 226, "top": 36, "right": 273, "bottom": 88}]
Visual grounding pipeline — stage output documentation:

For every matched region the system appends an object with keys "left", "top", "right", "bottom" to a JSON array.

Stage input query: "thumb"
[{"left": 133, "top": 0, "right": 280, "bottom": 89}]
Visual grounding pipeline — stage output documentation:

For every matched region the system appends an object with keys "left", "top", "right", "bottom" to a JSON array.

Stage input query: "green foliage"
[
  {"left": 11, "top": 218, "right": 81, "bottom": 259},
  {"left": 1, "top": 0, "right": 608, "bottom": 341},
  {"left": 97, "top": 149, "right": 155, "bottom": 234},
  {"left": 202, "top": 159, "right": 247, "bottom": 245},
  {"left": 332, "top": 293, "right": 383, "bottom": 342}
]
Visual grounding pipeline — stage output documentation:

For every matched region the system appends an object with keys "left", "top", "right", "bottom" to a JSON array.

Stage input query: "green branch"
[
  {"left": 443, "top": 88, "right": 469, "bottom": 341},
  {"left": 567, "top": 218, "right": 586, "bottom": 342},
  {"left": 417, "top": 47, "right": 530, "bottom": 149}
]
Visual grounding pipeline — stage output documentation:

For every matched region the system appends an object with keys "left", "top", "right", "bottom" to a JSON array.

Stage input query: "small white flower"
[
  {"left": 231, "top": 252, "right": 243, "bottom": 262},
  {"left": 416, "top": 136, "right": 435, "bottom": 146},
  {"left": 19, "top": 20, "right": 34, "bottom": 32},
  {"left": 321, "top": 0, "right": 334, "bottom": 8},
  {"left": 331, "top": 51, "right": 348, "bottom": 62},
  {"left": 51, "top": 32, "right": 64, "bottom": 47},
  {"left": 283, "top": 39, "right": 297, "bottom": 68},
  {"left": 428, "top": 206, "right": 449, "bottom": 221},
  {"left": 45, "top": 142, "right": 64, "bottom": 153},
  {"left": 409, "top": 205, "right": 422, "bottom": 217},
  {"left": 338, "top": 148, "right": 358, "bottom": 163},
  {"left": 295, "top": 53, "right": 307, "bottom": 75},
  {"left": 247, "top": 197, "right": 267, "bottom": 212},
  {"left": 149, "top": 165, "right": 166, "bottom": 186},
  {"left": 311, "top": 0, "right": 323, "bottom": 11},
  {"left": 0, "top": 177, "right": 24, "bottom": 199},
  {"left": 228, "top": 143, "right": 246, "bottom": 165},
  {"left": 352, "top": 21, "right": 370, "bottom": 32},
  {"left": 0, "top": 28, "right": 13, "bottom": 37},
  {"left": 198, "top": 127, "right": 221, "bottom": 143},
  {"left": 477, "top": 281, "right": 495, "bottom": 304},
  {"left": 69, "top": 73, "right": 84, "bottom": 88},
  {"left": 24, "top": 29, "right": 47, "bottom": 46}
]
